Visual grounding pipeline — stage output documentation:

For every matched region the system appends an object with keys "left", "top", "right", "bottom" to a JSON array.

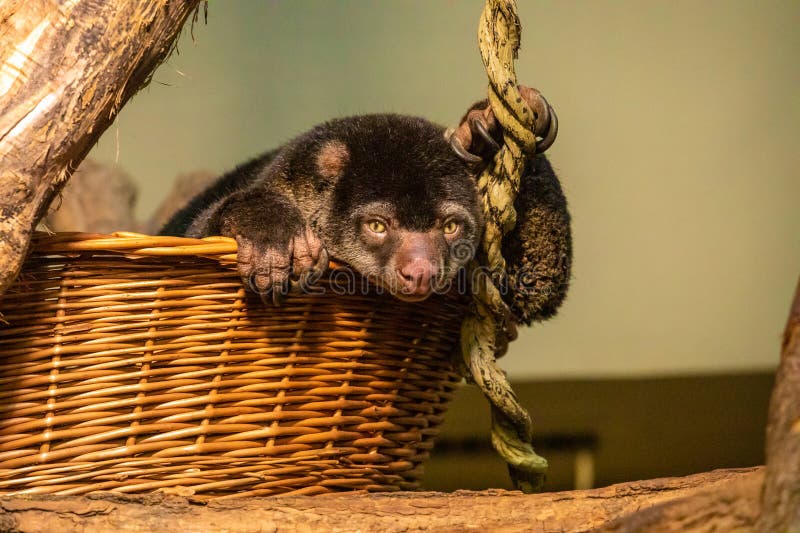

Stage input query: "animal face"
[
  {"left": 314, "top": 115, "right": 483, "bottom": 301},
  {"left": 340, "top": 199, "right": 480, "bottom": 301}
]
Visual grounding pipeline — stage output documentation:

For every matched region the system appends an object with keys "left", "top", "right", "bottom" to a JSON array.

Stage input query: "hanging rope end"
[{"left": 508, "top": 462, "right": 548, "bottom": 493}]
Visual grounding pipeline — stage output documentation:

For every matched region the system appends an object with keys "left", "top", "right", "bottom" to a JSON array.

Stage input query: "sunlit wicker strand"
[{"left": 29, "top": 232, "right": 240, "bottom": 263}]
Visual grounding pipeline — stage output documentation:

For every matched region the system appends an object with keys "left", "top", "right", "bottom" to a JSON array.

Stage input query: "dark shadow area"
[{"left": 423, "top": 372, "right": 774, "bottom": 491}]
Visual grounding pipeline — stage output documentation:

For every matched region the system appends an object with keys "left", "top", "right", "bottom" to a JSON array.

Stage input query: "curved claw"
[
  {"left": 449, "top": 134, "right": 483, "bottom": 164},
  {"left": 258, "top": 286, "right": 273, "bottom": 306},
  {"left": 272, "top": 278, "right": 290, "bottom": 306},
  {"left": 299, "top": 246, "right": 329, "bottom": 292},
  {"left": 471, "top": 117, "right": 501, "bottom": 152},
  {"left": 255, "top": 282, "right": 283, "bottom": 307},
  {"left": 535, "top": 99, "right": 558, "bottom": 154},
  {"left": 314, "top": 246, "right": 330, "bottom": 275}
]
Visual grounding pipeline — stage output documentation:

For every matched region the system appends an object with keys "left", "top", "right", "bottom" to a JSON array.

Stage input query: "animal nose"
[{"left": 399, "top": 258, "right": 438, "bottom": 294}]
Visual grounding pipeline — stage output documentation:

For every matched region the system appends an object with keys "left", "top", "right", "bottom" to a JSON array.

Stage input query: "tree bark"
[
  {"left": 759, "top": 277, "right": 800, "bottom": 532},
  {"left": 0, "top": 0, "right": 202, "bottom": 295},
  {"left": 598, "top": 469, "right": 763, "bottom": 532},
  {"left": 0, "top": 468, "right": 761, "bottom": 533}
]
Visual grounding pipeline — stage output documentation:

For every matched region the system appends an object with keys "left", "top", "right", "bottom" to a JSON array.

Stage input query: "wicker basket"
[{"left": 0, "top": 232, "right": 464, "bottom": 499}]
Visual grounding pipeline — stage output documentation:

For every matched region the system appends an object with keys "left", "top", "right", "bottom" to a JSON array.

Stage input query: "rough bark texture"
[
  {"left": 0, "top": 0, "right": 202, "bottom": 295},
  {"left": 599, "top": 468, "right": 763, "bottom": 532},
  {"left": 0, "top": 468, "right": 760, "bottom": 533},
  {"left": 759, "top": 277, "right": 800, "bottom": 532}
]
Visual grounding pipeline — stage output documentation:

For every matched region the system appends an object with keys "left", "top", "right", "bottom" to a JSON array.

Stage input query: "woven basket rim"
[
  {"left": 31, "top": 231, "right": 239, "bottom": 262},
  {"left": 27, "top": 232, "right": 466, "bottom": 300}
]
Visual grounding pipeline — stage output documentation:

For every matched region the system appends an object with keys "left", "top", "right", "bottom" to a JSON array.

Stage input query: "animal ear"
[{"left": 316, "top": 140, "right": 350, "bottom": 179}]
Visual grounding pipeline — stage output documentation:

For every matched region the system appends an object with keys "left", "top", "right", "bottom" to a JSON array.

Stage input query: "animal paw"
[
  {"left": 448, "top": 85, "right": 558, "bottom": 167},
  {"left": 235, "top": 225, "right": 328, "bottom": 305}
]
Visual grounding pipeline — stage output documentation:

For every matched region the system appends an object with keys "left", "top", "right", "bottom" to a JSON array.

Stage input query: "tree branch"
[
  {"left": 0, "top": 0, "right": 202, "bottom": 295},
  {"left": 0, "top": 468, "right": 760, "bottom": 533}
]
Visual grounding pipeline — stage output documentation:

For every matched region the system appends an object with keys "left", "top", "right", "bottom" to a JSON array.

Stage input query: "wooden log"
[
  {"left": 598, "top": 468, "right": 762, "bottom": 532},
  {"left": 0, "top": 0, "right": 202, "bottom": 295},
  {"left": 759, "top": 277, "right": 800, "bottom": 532},
  {"left": 0, "top": 468, "right": 760, "bottom": 533}
]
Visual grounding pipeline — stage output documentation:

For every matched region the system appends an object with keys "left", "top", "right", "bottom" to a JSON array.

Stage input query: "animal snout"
[{"left": 398, "top": 257, "right": 439, "bottom": 295}]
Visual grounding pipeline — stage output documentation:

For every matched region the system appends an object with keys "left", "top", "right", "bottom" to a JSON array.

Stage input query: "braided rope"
[{"left": 460, "top": 0, "right": 548, "bottom": 492}]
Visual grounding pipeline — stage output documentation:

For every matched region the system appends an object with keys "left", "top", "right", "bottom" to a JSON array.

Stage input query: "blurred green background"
[
  {"left": 89, "top": 0, "right": 799, "bottom": 379},
  {"left": 84, "top": 1, "right": 799, "bottom": 490}
]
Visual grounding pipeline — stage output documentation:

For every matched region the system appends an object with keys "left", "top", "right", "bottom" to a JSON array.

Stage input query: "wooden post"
[
  {"left": 759, "top": 277, "right": 800, "bottom": 532},
  {"left": 0, "top": 0, "right": 202, "bottom": 295}
]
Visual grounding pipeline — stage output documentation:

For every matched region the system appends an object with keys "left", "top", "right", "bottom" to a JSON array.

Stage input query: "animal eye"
[
  {"left": 366, "top": 220, "right": 387, "bottom": 234},
  {"left": 443, "top": 220, "right": 460, "bottom": 235}
]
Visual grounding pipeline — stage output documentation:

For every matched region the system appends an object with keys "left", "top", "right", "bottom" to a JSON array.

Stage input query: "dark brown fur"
[{"left": 161, "top": 109, "right": 571, "bottom": 324}]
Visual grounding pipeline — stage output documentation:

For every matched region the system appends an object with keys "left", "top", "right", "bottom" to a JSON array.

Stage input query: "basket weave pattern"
[{"left": 0, "top": 233, "right": 463, "bottom": 498}]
